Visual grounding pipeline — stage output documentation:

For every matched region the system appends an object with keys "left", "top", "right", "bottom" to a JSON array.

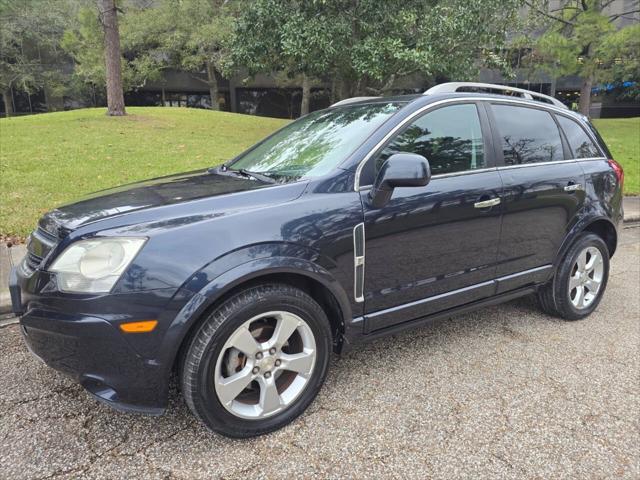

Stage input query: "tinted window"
[
  {"left": 492, "top": 105, "right": 563, "bottom": 165},
  {"left": 376, "top": 104, "right": 485, "bottom": 175},
  {"left": 556, "top": 115, "right": 600, "bottom": 159}
]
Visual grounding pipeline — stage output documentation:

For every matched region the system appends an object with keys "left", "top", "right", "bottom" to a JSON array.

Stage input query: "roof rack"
[
  {"left": 330, "top": 96, "right": 380, "bottom": 107},
  {"left": 424, "top": 82, "right": 568, "bottom": 109}
]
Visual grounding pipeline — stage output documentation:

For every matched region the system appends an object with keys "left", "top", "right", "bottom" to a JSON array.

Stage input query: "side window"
[
  {"left": 375, "top": 104, "right": 485, "bottom": 176},
  {"left": 492, "top": 104, "right": 563, "bottom": 165},
  {"left": 556, "top": 115, "right": 601, "bottom": 159}
]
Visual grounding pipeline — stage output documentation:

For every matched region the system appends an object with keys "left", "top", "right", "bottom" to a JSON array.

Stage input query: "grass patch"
[
  {"left": 593, "top": 117, "right": 639, "bottom": 195},
  {"left": 0, "top": 107, "right": 288, "bottom": 237},
  {"left": 0, "top": 109, "right": 637, "bottom": 238}
]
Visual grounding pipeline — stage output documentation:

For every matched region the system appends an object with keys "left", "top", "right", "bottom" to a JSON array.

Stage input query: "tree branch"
[
  {"left": 550, "top": 6, "right": 579, "bottom": 13},
  {"left": 609, "top": 9, "right": 640, "bottom": 21},
  {"left": 188, "top": 72, "right": 212, "bottom": 86},
  {"left": 524, "top": 1, "right": 575, "bottom": 26}
]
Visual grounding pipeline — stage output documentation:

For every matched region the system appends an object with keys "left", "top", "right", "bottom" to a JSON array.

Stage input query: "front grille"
[
  {"left": 36, "top": 226, "right": 58, "bottom": 244},
  {"left": 21, "top": 227, "right": 59, "bottom": 275},
  {"left": 25, "top": 251, "right": 43, "bottom": 271}
]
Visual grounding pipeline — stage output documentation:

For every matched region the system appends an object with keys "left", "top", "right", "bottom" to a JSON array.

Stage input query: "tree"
[
  {"left": 525, "top": 0, "right": 640, "bottom": 115},
  {"left": 61, "top": 6, "right": 110, "bottom": 106},
  {"left": 98, "top": 0, "right": 126, "bottom": 115},
  {"left": 62, "top": 3, "right": 144, "bottom": 104},
  {"left": 180, "top": 0, "right": 234, "bottom": 110},
  {"left": 596, "top": 23, "right": 640, "bottom": 101},
  {"left": 0, "top": 0, "right": 73, "bottom": 116},
  {"left": 121, "top": 0, "right": 235, "bottom": 110},
  {"left": 232, "top": 0, "right": 524, "bottom": 113},
  {"left": 232, "top": 0, "right": 347, "bottom": 114}
]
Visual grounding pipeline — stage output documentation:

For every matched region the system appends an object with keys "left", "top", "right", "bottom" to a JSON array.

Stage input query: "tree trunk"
[
  {"left": 99, "top": 0, "right": 126, "bottom": 116},
  {"left": 300, "top": 74, "right": 311, "bottom": 116},
  {"left": 330, "top": 77, "right": 337, "bottom": 104},
  {"left": 381, "top": 74, "right": 396, "bottom": 95},
  {"left": 339, "top": 78, "right": 353, "bottom": 99},
  {"left": 578, "top": 76, "right": 593, "bottom": 116},
  {"left": 2, "top": 88, "right": 13, "bottom": 117},
  {"left": 43, "top": 86, "right": 50, "bottom": 112},
  {"left": 334, "top": 77, "right": 345, "bottom": 102},
  {"left": 206, "top": 62, "right": 219, "bottom": 111}
]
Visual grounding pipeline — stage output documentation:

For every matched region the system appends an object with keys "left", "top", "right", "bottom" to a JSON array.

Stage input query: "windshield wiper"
[
  {"left": 209, "top": 165, "right": 277, "bottom": 184},
  {"left": 236, "top": 168, "right": 277, "bottom": 184}
]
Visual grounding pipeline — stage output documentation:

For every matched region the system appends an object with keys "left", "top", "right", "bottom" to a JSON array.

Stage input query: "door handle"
[
  {"left": 474, "top": 197, "right": 501, "bottom": 208},
  {"left": 564, "top": 183, "right": 583, "bottom": 192}
]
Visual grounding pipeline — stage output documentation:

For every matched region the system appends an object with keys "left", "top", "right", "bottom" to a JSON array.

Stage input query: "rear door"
[
  {"left": 486, "top": 102, "right": 587, "bottom": 293},
  {"left": 360, "top": 102, "right": 503, "bottom": 332}
]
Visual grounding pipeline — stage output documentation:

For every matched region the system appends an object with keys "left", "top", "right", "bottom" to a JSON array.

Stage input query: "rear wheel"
[
  {"left": 538, "top": 233, "right": 610, "bottom": 321},
  {"left": 181, "top": 283, "right": 331, "bottom": 437}
]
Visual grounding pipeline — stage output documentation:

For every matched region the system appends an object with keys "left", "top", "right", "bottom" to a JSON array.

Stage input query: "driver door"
[{"left": 359, "top": 102, "right": 504, "bottom": 332}]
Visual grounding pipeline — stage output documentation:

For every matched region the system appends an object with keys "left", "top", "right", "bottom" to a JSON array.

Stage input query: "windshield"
[{"left": 227, "top": 102, "right": 404, "bottom": 180}]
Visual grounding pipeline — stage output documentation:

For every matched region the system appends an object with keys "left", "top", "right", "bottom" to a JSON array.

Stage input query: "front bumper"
[
  {"left": 20, "top": 308, "right": 165, "bottom": 414},
  {"left": 9, "top": 265, "right": 193, "bottom": 414}
]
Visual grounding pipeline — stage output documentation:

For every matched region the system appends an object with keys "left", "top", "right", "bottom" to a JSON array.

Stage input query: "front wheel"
[
  {"left": 181, "top": 283, "right": 331, "bottom": 437},
  {"left": 538, "top": 233, "right": 610, "bottom": 321}
]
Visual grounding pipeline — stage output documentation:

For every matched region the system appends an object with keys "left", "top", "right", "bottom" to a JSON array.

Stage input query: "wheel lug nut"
[
  {"left": 269, "top": 347, "right": 276, "bottom": 355},
  {"left": 256, "top": 352, "right": 263, "bottom": 360},
  {"left": 252, "top": 367, "right": 260, "bottom": 374},
  {"left": 275, "top": 359, "right": 281, "bottom": 367},
  {"left": 264, "top": 371, "right": 271, "bottom": 378}
]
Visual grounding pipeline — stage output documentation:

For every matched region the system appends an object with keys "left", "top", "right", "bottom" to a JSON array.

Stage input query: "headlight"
[{"left": 49, "top": 237, "right": 146, "bottom": 293}]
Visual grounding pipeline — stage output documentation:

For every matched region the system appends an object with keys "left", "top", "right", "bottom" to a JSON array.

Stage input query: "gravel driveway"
[{"left": 1, "top": 227, "right": 638, "bottom": 479}]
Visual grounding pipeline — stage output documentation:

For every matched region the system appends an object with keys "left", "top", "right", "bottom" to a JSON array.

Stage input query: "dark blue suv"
[{"left": 9, "top": 83, "right": 624, "bottom": 437}]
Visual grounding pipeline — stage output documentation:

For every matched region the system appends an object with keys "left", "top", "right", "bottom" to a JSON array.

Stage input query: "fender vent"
[{"left": 353, "top": 223, "right": 365, "bottom": 302}]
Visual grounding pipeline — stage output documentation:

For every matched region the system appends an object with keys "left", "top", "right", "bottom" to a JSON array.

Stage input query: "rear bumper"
[{"left": 9, "top": 264, "right": 194, "bottom": 414}]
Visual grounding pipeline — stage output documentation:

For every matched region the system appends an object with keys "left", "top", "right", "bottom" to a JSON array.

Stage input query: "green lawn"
[
  {"left": 0, "top": 107, "right": 288, "bottom": 238},
  {"left": 593, "top": 117, "right": 640, "bottom": 196},
  {"left": 0, "top": 109, "right": 638, "bottom": 239}
]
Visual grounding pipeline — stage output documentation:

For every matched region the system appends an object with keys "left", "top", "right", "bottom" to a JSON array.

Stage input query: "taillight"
[{"left": 607, "top": 159, "right": 624, "bottom": 191}]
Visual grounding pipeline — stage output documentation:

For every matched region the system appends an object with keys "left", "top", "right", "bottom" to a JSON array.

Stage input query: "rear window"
[
  {"left": 556, "top": 115, "right": 601, "bottom": 159},
  {"left": 492, "top": 104, "right": 564, "bottom": 165}
]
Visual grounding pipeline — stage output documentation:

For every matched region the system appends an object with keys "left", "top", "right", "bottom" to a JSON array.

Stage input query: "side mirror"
[{"left": 369, "top": 153, "right": 431, "bottom": 208}]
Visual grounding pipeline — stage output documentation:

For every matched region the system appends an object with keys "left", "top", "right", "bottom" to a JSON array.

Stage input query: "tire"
[
  {"left": 538, "top": 233, "right": 610, "bottom": 321},
  {"left": 181, "top": 283, "right": 331, "bottom": 437}
]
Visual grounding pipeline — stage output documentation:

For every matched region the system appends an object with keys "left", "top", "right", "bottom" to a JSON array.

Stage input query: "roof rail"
[
  {"left": 330, "top": 96, "right": 380, "bottom": 107},
  {"left": 424, "top": 82, "right": 568, "bottom": 110}
]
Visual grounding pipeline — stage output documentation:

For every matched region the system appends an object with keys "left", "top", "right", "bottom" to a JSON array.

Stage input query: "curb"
[
  {"left": 0, "top": 245, "right": 25, "bottom": 315},
  {"left": 624, "top": 218, "right": 640, "bottom": 228},
  {"left": 0, "top": 297, "right": 12, "bottom": 315},
  {"left": 0, "top": 314, "right": 19, "bottom": 327}
]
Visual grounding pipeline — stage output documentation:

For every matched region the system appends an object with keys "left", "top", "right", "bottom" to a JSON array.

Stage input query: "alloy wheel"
[
  {"left": 214, "top": 311, "right": 317, "bottom": 419},
  {"left": 569, "top": 246, "right": 604, "bottom": 309}
]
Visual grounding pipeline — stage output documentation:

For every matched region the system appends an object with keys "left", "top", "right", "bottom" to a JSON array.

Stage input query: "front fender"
[
  {"left": 181, "top": 242, "right": 341, "bottom": 293},
  {"left": 157, "top": 253, "right": 353, "bottom": 382},
  {"left": 194, "top": 254, "right": 352, "bottom": 320}
]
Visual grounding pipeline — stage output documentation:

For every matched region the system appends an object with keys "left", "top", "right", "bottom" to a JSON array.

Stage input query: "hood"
[{"left": 38, "top": 169, "right": 279, "bottom": 235}]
